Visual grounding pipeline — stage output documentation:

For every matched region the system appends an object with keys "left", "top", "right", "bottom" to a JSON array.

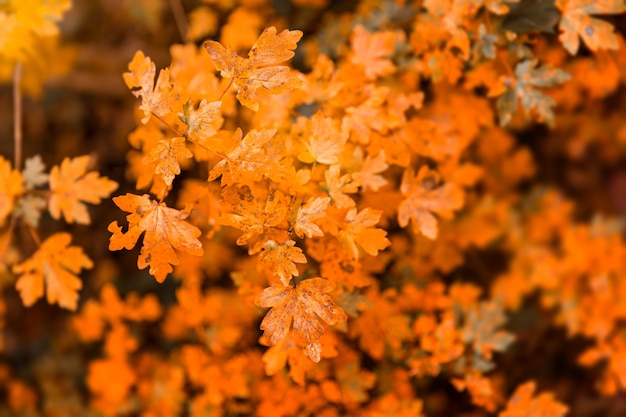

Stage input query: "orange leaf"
[
  {"left": 261, "top": 240, "right": 307, "bottom": 286},
  {"left": 499, "top": 381, "right": 568, "bottom": 417},
  {"left": 219, "top": 186, "right": 290, "bottom": 246},
  {"left": 398, "top": 166, "right": 464, "bottom": 239},
  {"left": 351, "top": 148, "right": 388, "bottom": 192},
  {"left": 339, "top": 207, "right": 390, "bottom": 258},
  {"left": 87, "top": 358, "right": 136, "bottom": 404},
  {"left": 108, "top": 193, "right": 203, "bottom": 283},
  {"left": 204, "top": 26, "right": 303, "bottom": 110},
  {"left": 350, "top": 24, "right": 401, "bottom": 79},
  {"left": 13, "top": 232, "right": 93, "bottom": 311},
  {"left": 557, "top": 0, "right": 626, "bottom": 55},
  {"left": 180, "top": 99, "right": 223, "bottom": 143},
  {"left": 209, "top": 128, "right": 277, "bottom": 186},
  {"left": 261, "top": 333, "right": 314, "bottom": 386},
  {"left": 123, "top": 51, "right": 177, "bottom": 123},
  {"left": 48, "top": 155, "right": 118, "bottom": 225},
  {"left": 255, "top": 278, "right": 347, "bottom": 362},
  {"left": 292, "top": 196, "right": 330, "bottom": 238},
  {"left": 0, "top": 156, "right": 23, "bottom": 226},
  {"left": 296, "top": 112, "right": 348, "bottom": 165},
  {"left": 144, "top": 137, "right": 193, "bottom": 186},
  {"left": 322, "top": 164, "right": 358, "bottom": 208}
]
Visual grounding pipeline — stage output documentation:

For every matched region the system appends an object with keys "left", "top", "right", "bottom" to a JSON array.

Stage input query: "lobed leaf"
[
  {"left": 108, "top": 193, "right": 203, "bottom": 282},
  {"left": 255, "top": 278, "right": 347, "bottom": 362}
]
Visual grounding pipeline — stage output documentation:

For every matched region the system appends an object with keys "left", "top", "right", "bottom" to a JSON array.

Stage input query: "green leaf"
[
  {"left": 501, "top": 0, "right": 560, "bottom": 34},
  {"left": 497, "top": 59, "right": 571, "bottom": 126}
]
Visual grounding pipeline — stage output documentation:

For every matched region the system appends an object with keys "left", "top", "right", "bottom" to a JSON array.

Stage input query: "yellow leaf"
[
  {"left": 13, "top": 232, "right": 92, "bottom": 311},
  {"left": 48, "top": 155, "right": 118, "bottom": 225},
  {"left": 144, "top": 137, "right": 193, "bottom": 186},
  {"left": 292, "top": 196, "right": 330, "bottom": 238},
  {"left": 204, "top": 26, "right": 303, "bottom": 111},
  {"left": 123, "top": 51, "right": 177, "bottom": 123},
  {"left": 0, "top": 156, "right": 23, "bottom": 226},
  {"left": 108, "top": 193, "right": 203, "bottom": 283}
]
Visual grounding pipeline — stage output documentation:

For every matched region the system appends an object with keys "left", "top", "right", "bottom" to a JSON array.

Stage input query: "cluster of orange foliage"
[{"left": 2, "top": 0, "right": 626, "bottom": 415}]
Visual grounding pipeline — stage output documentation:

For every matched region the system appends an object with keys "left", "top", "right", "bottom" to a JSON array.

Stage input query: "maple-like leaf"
[
  {"left": 351, "top": 149, "right": 388, "bottom": 192},
  {"left": 499, "top": 381, "right": 568, "bottom": 417},
  {"left": 495, "top": 60, "right": 571, "bottom": 126},
  {"left": 14, "top": 195, "right": 47, "bottom": 227},
  {"left": 261, "top": 240, "right": 307, "bottom": 286},
  {"left": 209, "top": 128, "right": 277, "bottom": 186},
  {"left": 13, "top": 232, "right": 93, "bottom": 311},
  {"left": 87, "top": 358, "right": 136, "bottom": 404},
  {"left": 255, "top": 278, "right": 347, "bottom": 362},
  {"left": 204, "top": 26, "right": 303, "bottom": 111},
  {"left": 0, "top": 156, "right": 23, "bottom": 226},
  {"left": 144, "top": 137, "right": 193, "bottom": 186},
  {"left": 219, "top": 186, "right": 290, "bottom": 247},
  {"left": 123, "top": 51, "right": 177, "bottom": 123},
  {"left": 296, "top": 112, "right": 348, "bottom": 165},
  {"left": 322, "top": 164, "right": 358, "bottom": 208},
  {"left": 0, "top": 0, "right": 71, "bottom": 64},
  {"left": 350, "top": 24, "right": 402, "bottom": 80},
  {"left": 108, "top": 193, "right": 203, "bottom": 283},
  {"left": 21, "top": 155, "right": 48, "bottom": 188},
  {"left": 556, "top": 0, "right": 626, "bottom": 55},
  {"left": 349, "top": 288, "right": 413, "bottom": 360},
  {"left": 179, "top": 99, "right": 223, "bottom": 143},
  {"left": 336, "top": 360, "right": 377, "bottom": 405},
  {"left": 261, "top": 333, "right": 315, "bottom": 385},
  {"left": 339, "top": 207, "right": 390, "bottom": 259},
  {"left": 292, "top": 196, "right": 330, "bottom": 238},
  {"left": 398, "top": 166, "right": 464, "bottom": 239},
  {"left": 15, "top": 156, "right": 49, "bottom": 227},
  {"left": 461, "top": 301, "right": 515, "bottom": 371},
  {"left": 48, "top": 155, "right": 118, "bottom": 225}
]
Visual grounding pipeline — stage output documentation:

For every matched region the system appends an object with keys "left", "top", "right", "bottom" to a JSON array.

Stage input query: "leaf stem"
[
  {"left": 168, "top": 0, "right": 189, "bottom": 42},
  {"left": 13, "top": 62, "right": 23, "bottom": 172},
  {"left": 150, "top": 112, "right": 226, "bottom": 159},
  {"left": 152, "top": 112, "right": 184, "bottom": 136},
  {"left": 27, "top": 224, "right": 42, "bottom": 247},
  {"left": 217, "top": 79, "right": 233, "bottom": 101},
  {"left": 1, "top": 216, "right": 17, "bottom": 256}
]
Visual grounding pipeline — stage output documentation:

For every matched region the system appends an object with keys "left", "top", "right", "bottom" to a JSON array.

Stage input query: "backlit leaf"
[
  {"left": 204, "top": 26, "right": 303, "bottom": 111},
  {"left": 108, "top": 193, "right": 203, "bottom": 282},
  {"left": 123, "top": 51, "right": 177, "bottom": 123},
  {"left": 144, "top": 137, "right": 193, "bottom": 186},
  {"left": 292, "top": 196, "right": 330, "bottom": 238},
  {"left": 261, "top": 240, "right": 307, "bottom": 286},
  {"left": 398, "top": 166, "right": 464, "bottom": 239},
  {"left": 13, "top": 232, "right": 92, "bottom": 311},
  {"left": 255, "top": 278, "right": 347, "bottom": 362},
  {"left": 48, "top": 155, "right": 118, "bottom": 225},
  {"left": 556, "top": 0, "right": 626, "bottom": 55},
  {"left": 0, "top": 156, "right": 23, "bottom": 226}
]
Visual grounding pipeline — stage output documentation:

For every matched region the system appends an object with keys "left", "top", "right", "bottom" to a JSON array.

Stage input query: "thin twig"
[
  {"left": 152, "top": 112, "right": 184, "bottom": 136},
  {"left": 1, "top": 216, "right": 17, "bottom": 257},
  {"left": 168, "top": 0, "right": 189, "bottom": 42},
  {"left": 27, "top": 224, "right": 42, "bottom": 247},
  {"left": 151, "top": 112, "right": 225, "bottom": 158},
  {"left": 217, "top": 79, "right": 233, "bottom": 101},
  {"left": 13, "top": 62, "right": 23, "bottom": 171}
]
